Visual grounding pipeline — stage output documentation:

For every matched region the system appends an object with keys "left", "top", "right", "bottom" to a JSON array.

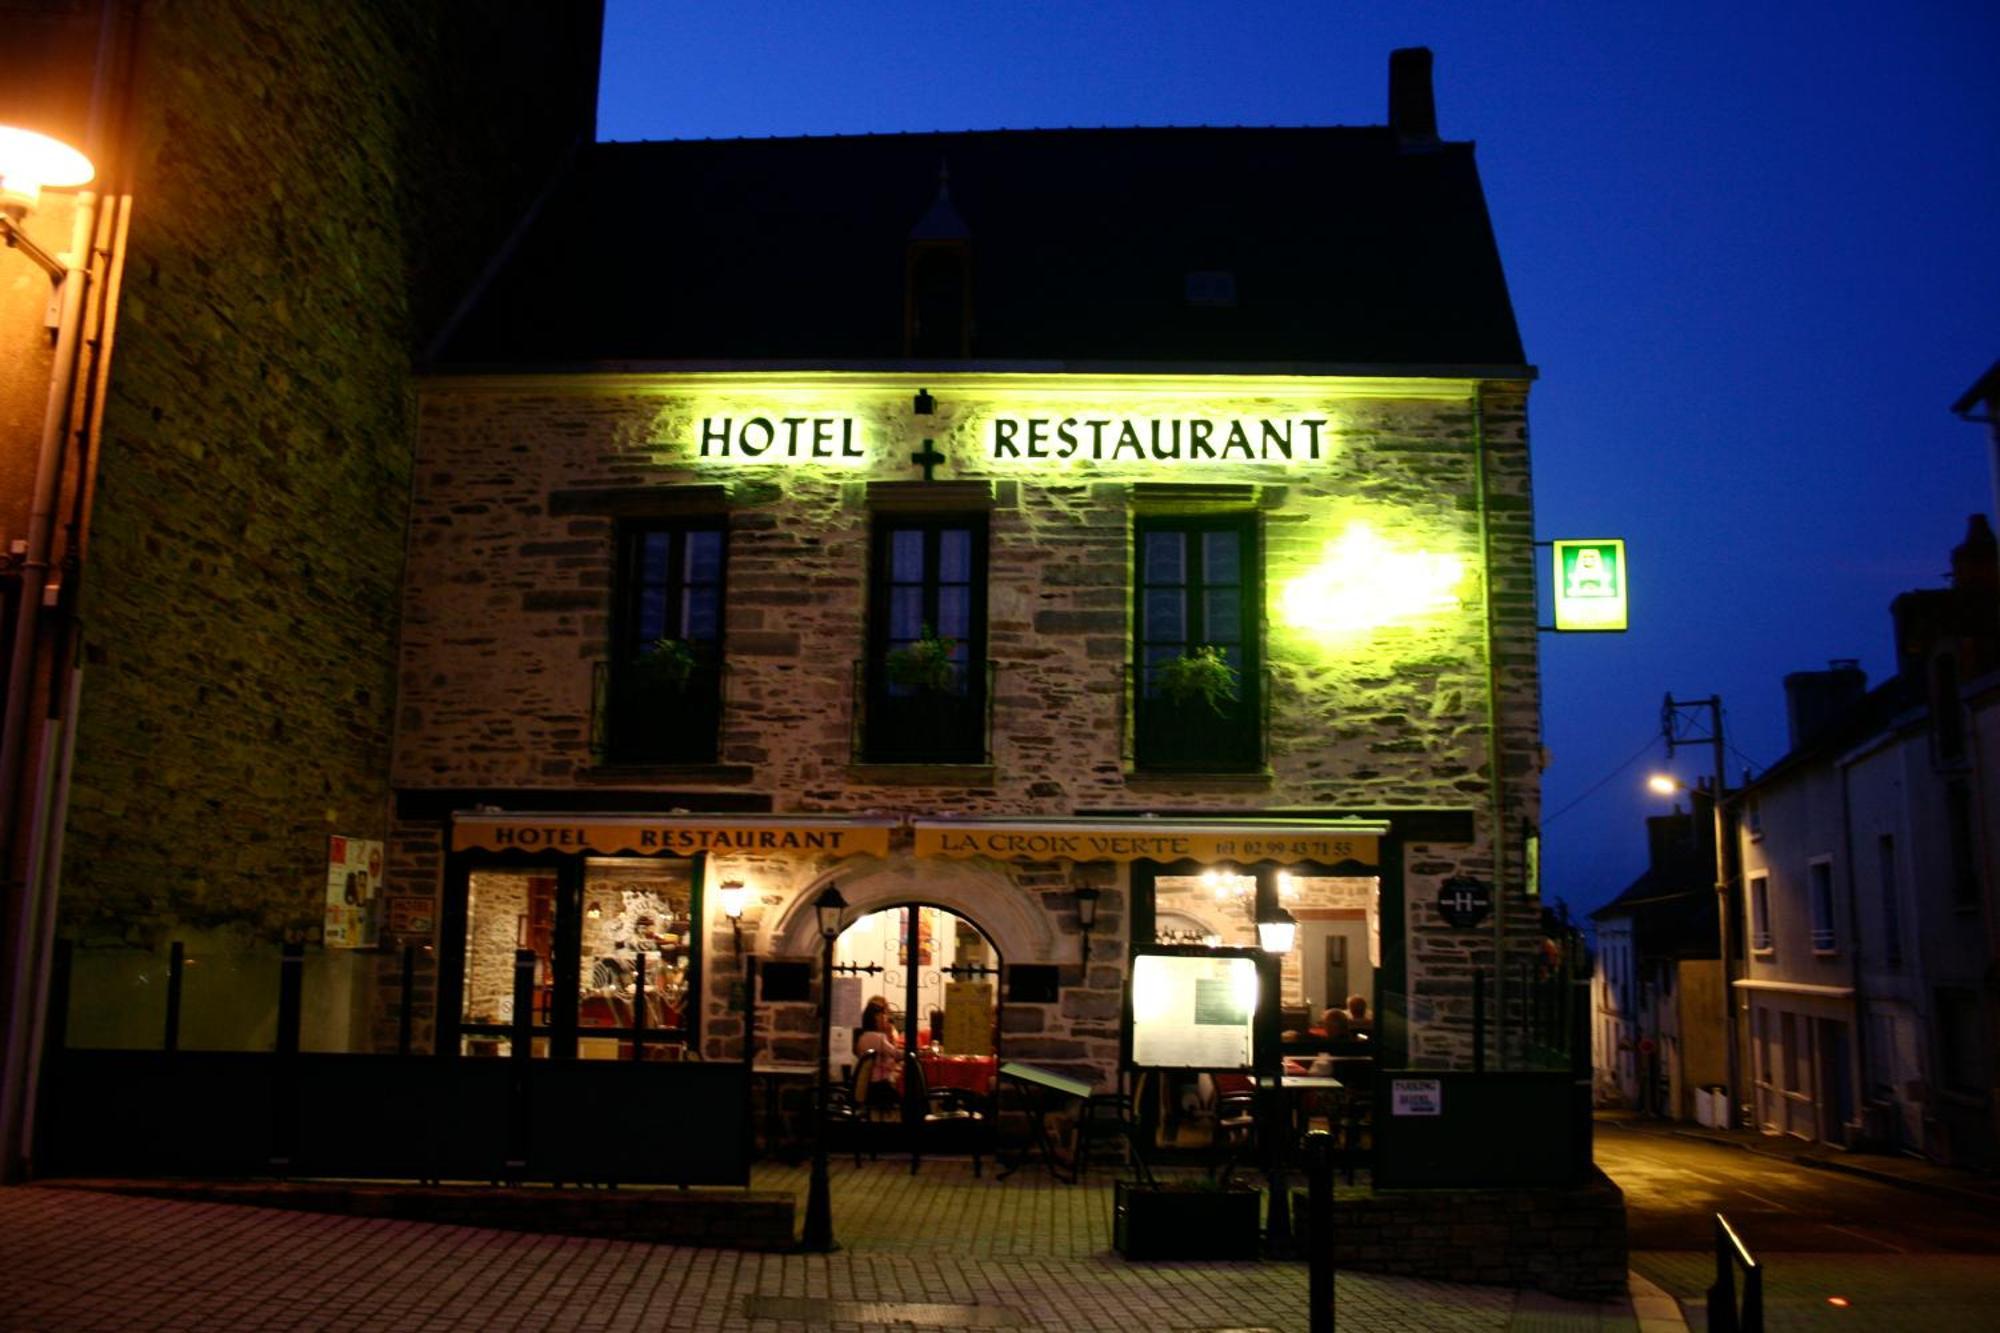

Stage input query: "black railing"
[
  {"left": 589, "top": 658, "right": 730, "bottom": 765},
  {"left": 1122, "top": 663, "right": 1271, "bottom": 772},
  {"left": 851, "top": 659, "right": 996, "bottom": 764},
  {"left": 39, "top": 940, "right": 748, "bottom": 1186},
  {"left": 1708, "top": 1213, "right": 1764, "bottom": 1333}
]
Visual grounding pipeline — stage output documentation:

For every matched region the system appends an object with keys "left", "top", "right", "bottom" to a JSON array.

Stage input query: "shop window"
[
  {"left": 1808, "top": 859, "right": 1837, "bottom": 953},
  {"left": 1133, "top": 514, "right": 1261, "bottom": 771},
  {"left": 608, "top": 521, "right": 725, "bottom": 763},
  {"left": 863, "top": 513, "right": 989, "bottom": 763},
  {"left": 1749, "top": 874, "right": 1772, "bottom": 953},
  {"left": 459, "top": 860, "right": 695, "bottom": 1057}
]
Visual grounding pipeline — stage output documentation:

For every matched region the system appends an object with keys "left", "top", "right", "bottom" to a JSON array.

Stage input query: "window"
[
  {"left": 1808, "top": 859, "right": 1837, "bottom": 953},
  {"left": 1946, "top": 781, "right": 1980, "bottom": 911},
  {"left": 1878, "top": 835, "right": 1902, "bottom": 969},
  {"left": 1133, "top": 514, "right": 1261, "bottom": 770},
  {"left": 864, "top": 513, "right": 988, "bottom": 763},
  {"left": 1937, "top": 989, "right": 1986, "bottom": 1093},
  {"left": 1750, "top": 875, "right": 1772, "bottom": 952},
  {"left": 1933, "top": 653, "right": 1965, "bottom": 762},
  {"left": 608, "top": 522, "right": 725, "bottom": 763}
]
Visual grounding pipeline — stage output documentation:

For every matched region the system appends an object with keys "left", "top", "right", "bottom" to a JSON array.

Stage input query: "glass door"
[
  {"left": 831, "top": 904, "right": 1000, "bottom": 1123},
  {"left": 459, "top": 863, "right": 577, "bottom": 1057}
]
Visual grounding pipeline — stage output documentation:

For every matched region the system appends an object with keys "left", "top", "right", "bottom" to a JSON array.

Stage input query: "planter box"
[{"left": 1112, "top": 1178, "right": 1262, "bottom": 1260}]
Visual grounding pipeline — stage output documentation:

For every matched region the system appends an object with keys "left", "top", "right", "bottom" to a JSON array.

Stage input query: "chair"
[
  {"left": 905, "top": 1052, "right": 986, "bottom": 1176},
  {"left": 825, "top": 1049, "right": 885, "bottom": 1165},
  {"left": 1327, "top": 1056, "right": 1375, "bottom": 1182}
]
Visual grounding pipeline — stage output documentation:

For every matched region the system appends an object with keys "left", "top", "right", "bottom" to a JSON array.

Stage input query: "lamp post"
[
  {"left": 1649, "top": 763, "right": 1739, "bottom": 1130},
  {"left": 801, "top": 884, "right": 847, "bottom": 1252},
  {"left": 1257, "top": 902, "right": 1298, "bottom": 1256},
  {"left": 1074, "top": 884, "right": 1101, "bottom": 965}
]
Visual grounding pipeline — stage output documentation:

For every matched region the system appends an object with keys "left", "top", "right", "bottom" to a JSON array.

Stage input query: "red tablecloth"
[{"left": 920, "top": 1054, "right": 996, "bottom": 1097}]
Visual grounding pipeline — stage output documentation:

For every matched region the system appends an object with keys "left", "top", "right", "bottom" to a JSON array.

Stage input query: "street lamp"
[
  {"left": 1647, "top": 770, "right": 1739, "bottom": 1130},
  {"left": 1074, "top": 884, "right": 1101, "bottom": 964},
  {"left": 0, "top": 125, "right": 93, "bottom": 279},
  {"left": 718, "top": 880, "right": 749, "bottom": 955},
  {"left": 802, "top": 884, "right": 847, "bottom": 1252},
  {"left": 1257, "top": 899, "right": 1298, "bottom": 1255}
]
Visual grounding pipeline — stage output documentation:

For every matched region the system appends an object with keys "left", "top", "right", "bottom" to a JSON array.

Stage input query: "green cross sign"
[{"left": 1552, "top": 539, "right": 1628, "bottom": 632}]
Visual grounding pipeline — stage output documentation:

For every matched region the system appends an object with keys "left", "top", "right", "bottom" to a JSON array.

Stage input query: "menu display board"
[{"left": 1130, "top": 952, "right": 1257, "bottom": 1070}]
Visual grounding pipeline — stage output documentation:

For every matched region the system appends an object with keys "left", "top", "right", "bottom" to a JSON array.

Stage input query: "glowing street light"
[{"left": 0, "top": 124, "right": 93, "bottom": 220}]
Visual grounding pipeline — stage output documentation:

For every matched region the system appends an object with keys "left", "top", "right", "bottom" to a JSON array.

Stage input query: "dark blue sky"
[{"left": 597, "top": 2, "right": 2000, "bottom": 918}]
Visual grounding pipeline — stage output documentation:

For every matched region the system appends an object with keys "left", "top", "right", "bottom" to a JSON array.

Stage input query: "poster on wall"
[
  {"left": 942, "top": 981, "right": 995, "bottom": 1054},
  {"left": 323, "top": 835, "right": 383, "bottom": 948},
  {"left": 1129, "top": 951, "right": 1257, "bottom": 1070}
]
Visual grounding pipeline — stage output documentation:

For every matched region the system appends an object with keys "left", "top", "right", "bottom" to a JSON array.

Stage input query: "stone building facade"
[
  {"left": 387, "top": 369, "right": 1542, "bottom": 1084},
  {"left": 371, "top": 52, "right": 1548, "bottom": 1093}
]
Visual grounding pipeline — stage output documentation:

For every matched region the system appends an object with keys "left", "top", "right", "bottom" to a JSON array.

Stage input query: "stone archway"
[{"left": 770, "top": 853, "right": 1057, "bottom": 963}]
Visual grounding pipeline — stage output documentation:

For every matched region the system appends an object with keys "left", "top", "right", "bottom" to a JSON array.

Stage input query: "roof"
[
  {"left": 430, "top": 127, "right": 1526, "bottom": 371},
  {"left": 1952, "top": 357, "right": 2000, "bottom": 416}
]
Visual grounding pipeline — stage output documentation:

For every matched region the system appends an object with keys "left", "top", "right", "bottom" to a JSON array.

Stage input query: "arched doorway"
[{"left": 830, "top": 902, "right": 1001, "bottom": 1136}]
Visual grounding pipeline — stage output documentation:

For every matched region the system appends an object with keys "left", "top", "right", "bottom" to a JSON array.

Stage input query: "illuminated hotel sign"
[
  {"left": 692, "top": 410, "right": 1334, "bottom": 467},
  {"left": 987, "top": 414, "right": 1329, "bottom": 464},
  {"left": 1551, "top": 538, "right": 1629, "bottom": 632},
  {"left": 452, "top": 816, "right": 892, "bottom": 858},
  {"left": 699, "top": 416, "right": 865, "bottom": 460}
]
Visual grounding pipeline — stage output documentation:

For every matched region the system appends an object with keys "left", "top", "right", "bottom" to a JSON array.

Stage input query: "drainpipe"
[
  {"left": 1837, "top": 755, "right": 1872, "bottom": 1145},
  {"left": 0, "top": 190, "right": 97, "bottom": 1182}
]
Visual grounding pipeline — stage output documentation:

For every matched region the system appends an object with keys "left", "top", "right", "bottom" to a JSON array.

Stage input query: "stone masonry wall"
[
  {"left": 397, "top": 376, "right": 1543, "bottom": 1068},
  {"left": 59, "top": 5, "right": 598, "bottom": 954}
]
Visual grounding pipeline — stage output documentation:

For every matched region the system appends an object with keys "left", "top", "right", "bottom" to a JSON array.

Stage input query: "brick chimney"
[
  {"left": 1783, "top": 660, "right": 1867, "bottom": 749},
  {"left": 1389, "top": 47, "right": 1439, "bottom": 149}
]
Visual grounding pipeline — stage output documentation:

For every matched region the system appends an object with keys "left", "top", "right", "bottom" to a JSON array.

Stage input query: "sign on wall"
[
  {"left": 1391, "top": 1078, "right": 1443, "bottom": 1116},
  {"left": 1551, "top": 538, "right": 1628, "bottom": 631},
  {"left": 324, "top": 835, "right": 383, "bottom": 948},
  {"left": 1435, "top": 876, "right": 1493, "bottom": 929}
]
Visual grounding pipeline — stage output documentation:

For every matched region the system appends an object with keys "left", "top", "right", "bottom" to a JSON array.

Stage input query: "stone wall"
[
  {"left": 58, "top": 6, "right": 600, "bottom": 956},
  {"left": 1311, "top": 1168, "right": 1628, "bottom": 1300},
  {"left": 396, "top": 375, "right": 1543, "bottom": 1068}
]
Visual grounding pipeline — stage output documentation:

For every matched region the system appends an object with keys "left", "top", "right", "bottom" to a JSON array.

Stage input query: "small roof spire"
[{"left": 910, "top": 158, "right": 970, "bottom": 241}]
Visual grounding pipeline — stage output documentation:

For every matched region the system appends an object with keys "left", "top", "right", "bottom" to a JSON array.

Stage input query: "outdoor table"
[
  {"left": 995, "top": 1061, "right": 1095, "bottom": 1183},
  {"left": 1258, "top": 1073, "right": 1344, "bottom": 1147}
]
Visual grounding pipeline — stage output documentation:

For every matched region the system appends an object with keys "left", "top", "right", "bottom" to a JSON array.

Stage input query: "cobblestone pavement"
[{"left": 0, "top": 1158, "right": 1650, "bottom": 1331}]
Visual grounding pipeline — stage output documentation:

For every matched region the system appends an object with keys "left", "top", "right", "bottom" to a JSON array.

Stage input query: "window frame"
[
  {"left": 608, "top": 518, "right": 728, "bottom": 764},
  {"left": 862, "top": 511, "right": 990, "bottom": 764},
  {"left": 1877, "top": 834, "right": 1902, "bottom": 970},
  {"left": 1749, "top": 874, "right": 1773, "bottom": 955},
  {"left": 1807, "top": 857, "right": 1837, "bottom": 955},
  {"left": 1131, "top": 511, "right": 1263, "bottom": 772}
]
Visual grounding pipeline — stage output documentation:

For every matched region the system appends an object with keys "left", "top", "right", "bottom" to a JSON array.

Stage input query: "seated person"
[
  {"left": 853, "top": 998, "right": 904, "bottom": 1113},
  {"left": 1319, "top": 1007, "right": 1371, "bottom": 1052},
  {"left": 1346, "top": 994, "right": 1372, "bottom": 1033}
]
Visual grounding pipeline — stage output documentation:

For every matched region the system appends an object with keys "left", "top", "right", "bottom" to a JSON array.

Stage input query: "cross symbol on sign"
[{"left": 910, "top": 438, "right": 947, "bottom": 481}]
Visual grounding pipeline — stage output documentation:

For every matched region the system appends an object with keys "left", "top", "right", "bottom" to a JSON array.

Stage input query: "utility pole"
[{"left": 1663, "top": 694, "right": 1738, "bottom": 1130}]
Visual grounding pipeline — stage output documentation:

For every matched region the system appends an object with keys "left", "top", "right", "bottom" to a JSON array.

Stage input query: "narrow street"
[{"left": 1596, "top": 1116, "right": 2000, "bottom": 1329}]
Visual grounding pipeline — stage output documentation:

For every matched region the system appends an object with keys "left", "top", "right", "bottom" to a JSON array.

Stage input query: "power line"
[{"left": 1543, "top": 731, "right": 1662, "bottom": 827}]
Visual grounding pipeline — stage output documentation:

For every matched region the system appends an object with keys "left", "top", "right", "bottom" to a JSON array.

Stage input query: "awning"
[
  {"left": 451, "top": 812, "right": 896, "bottom": 858},
  {"left": 912, "top": 817, "right": 1384, "bottom": 867}
]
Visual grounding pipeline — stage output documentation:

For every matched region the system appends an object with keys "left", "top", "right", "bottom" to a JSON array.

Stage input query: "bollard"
[
  {"left": 1306, "top": 1129, "right": 1334, "bottom": 1333},
  {"left": 1707, "top": 1212, "right": 1762, "bottom": 1333}
]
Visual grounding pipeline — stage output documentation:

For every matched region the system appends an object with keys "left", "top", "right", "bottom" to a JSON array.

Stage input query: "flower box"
[{"left": 1112, "top": 1178, "right": 1262, "bottom": 1260}]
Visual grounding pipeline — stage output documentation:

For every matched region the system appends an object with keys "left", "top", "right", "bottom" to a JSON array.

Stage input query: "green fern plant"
[{"left": 1154, "top": 645, "right": 1240, "bottom": 715}]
